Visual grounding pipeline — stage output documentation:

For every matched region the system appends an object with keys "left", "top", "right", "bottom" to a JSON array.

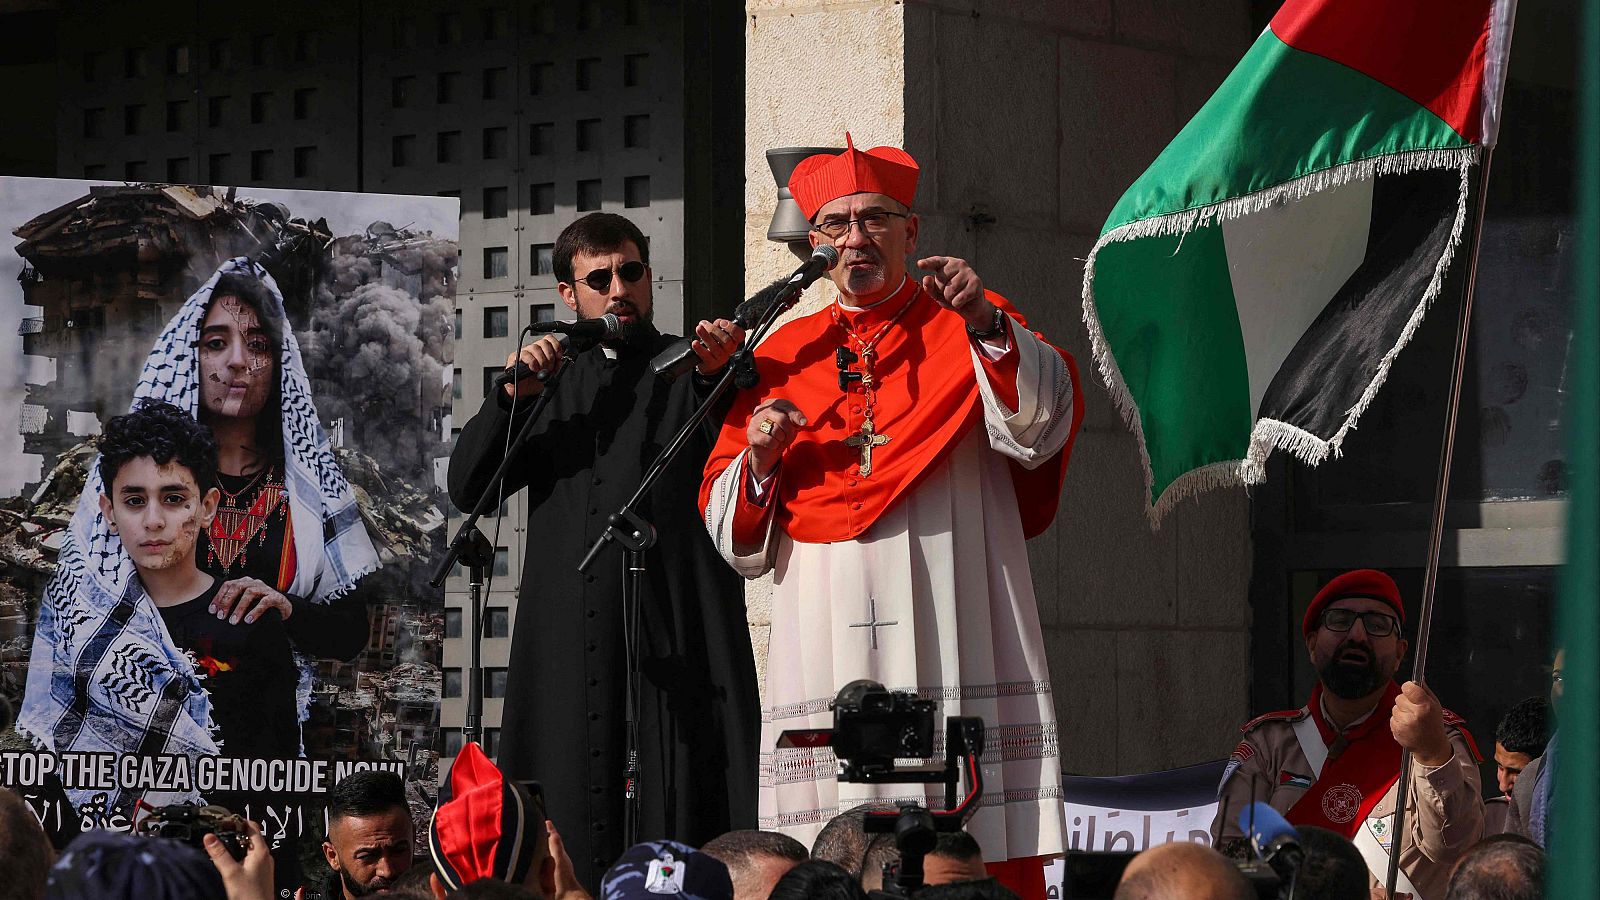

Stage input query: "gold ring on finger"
[{"left": 758, "top": 419, "right": 775, "bottom": 435}]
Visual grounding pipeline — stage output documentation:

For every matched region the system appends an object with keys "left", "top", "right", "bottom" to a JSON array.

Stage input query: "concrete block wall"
[
  {"left": 745, "top": 0, "right": 1259, "bottom": 776},
  {"left": 741, "top": 0, "right": 908, "bottom": 672}
]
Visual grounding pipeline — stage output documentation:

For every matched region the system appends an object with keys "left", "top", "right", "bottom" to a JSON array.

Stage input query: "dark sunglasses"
[
  {"left": 572, "top": 260, "right": 647, "bottom": 292},
  {"left": 1320, "top": 608, "right": 1400, "bottom": 637}
]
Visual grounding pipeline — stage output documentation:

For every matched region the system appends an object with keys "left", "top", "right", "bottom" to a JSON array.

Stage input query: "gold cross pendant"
[{"left": 844, "top": 419, "right": 891, "bottom": 476}]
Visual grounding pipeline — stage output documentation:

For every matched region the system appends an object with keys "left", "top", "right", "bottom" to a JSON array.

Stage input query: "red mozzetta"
[{"left": 700, "top": 281, "right": 1083, "bottom": 546}]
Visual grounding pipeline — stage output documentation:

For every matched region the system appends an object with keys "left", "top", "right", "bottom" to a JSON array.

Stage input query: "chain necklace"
[
  {"left": 831, "top": 282, "right": 919, "bottom": 476},
  {"left": 216, "top": 464, "right": 270, "bottom": 502},
  {"left": 208, "top": 464, "right": 287, "bottom": 573}
]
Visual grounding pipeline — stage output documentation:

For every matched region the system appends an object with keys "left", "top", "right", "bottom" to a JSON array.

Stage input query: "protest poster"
[{"left": 0, "top": 177, "right": 455, "bottom": 883}]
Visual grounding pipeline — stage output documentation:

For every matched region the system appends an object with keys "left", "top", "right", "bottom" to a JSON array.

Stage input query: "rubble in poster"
[{"left": 0, "top": 179, "right": 456, "bottom": 859}]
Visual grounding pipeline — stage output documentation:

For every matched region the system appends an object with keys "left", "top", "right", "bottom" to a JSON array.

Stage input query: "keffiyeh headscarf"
[{"left": 19, "top": 257, "right": 381, "bottom": 817}]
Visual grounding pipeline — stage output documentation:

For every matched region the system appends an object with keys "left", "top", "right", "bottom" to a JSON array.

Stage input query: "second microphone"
[{"left": 650, "top": 244, "right": 839, "bottom": 381}]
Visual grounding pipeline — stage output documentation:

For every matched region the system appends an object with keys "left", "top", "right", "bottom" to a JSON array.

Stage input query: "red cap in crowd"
[
  {"left": 428, "top": 741, "right": 544, "bottom": 892},
  {"left": 1302, "top": 569, "right": 1405, "bottom": 638}
]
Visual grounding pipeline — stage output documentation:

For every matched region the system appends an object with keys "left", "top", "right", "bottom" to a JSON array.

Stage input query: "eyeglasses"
[
  {"left": 571, "top": 260, "right": 647, "bottom": 292},
  {"left": 811, "top": 211, "right": 910, "bottom": 240},
  {"left": 1320, "top": 608, "right": 1400, "bottom": 637}
]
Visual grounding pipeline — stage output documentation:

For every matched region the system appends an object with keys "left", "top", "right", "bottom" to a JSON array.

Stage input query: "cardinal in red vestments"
[{"left": 701, "top": 135, "right": 1084, "bottom": 898}]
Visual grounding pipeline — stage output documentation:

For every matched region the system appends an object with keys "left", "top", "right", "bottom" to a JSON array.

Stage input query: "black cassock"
[{"left": 447, "top": 335, "right": 758, "bottom": 887}]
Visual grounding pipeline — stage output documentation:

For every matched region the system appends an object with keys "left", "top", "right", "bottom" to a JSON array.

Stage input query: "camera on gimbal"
[
  {"left": 831, "top": 679, "right": 938, "bottom": 779},
  {"left": 779, "top": 679, "right": 986, "bottom": 897}
]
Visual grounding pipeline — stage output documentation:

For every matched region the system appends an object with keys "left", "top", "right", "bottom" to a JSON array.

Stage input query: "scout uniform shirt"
[{"left": 1211, "top": 681, "right": 1484, "bottom": 899}]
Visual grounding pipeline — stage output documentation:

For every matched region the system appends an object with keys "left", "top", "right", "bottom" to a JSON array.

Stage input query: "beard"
[
  {"left": 601, "top": 299, "right": 657, "bottom": 350},
  {"left": 840, "top": 250, "right": 888, "bottom": 296},
  {"left": 340, "top": 867, "right": 395, "bottom": 897},
  {"left": 1318, "top": 640, "right": 1387, "bottom": 700}
]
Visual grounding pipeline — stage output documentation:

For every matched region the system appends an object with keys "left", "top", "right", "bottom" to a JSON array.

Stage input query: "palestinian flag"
[{"left": 1081, "top": 0, "right": 1517, "bottom": 521}]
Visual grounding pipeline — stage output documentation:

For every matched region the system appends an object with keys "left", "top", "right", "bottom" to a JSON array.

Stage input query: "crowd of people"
[
  {"left": 0, "top": 758, "right": 1551, "bottom": 900},
  {"left": 432, "top": 138, "right": 1562, "bottom": 900},
  {"left": 0, "top": 753, "right": 1035, "bottom": 900},
  {"left": 1108, "top": 827, "right": 1545, "bottom": 900}
]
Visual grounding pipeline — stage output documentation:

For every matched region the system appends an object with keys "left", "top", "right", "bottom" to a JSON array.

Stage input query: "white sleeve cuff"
[
  {"left": 974, "top": 330, "right": 1013, "bottom": 360},
  {"left": 745, "top": 465, "right": 777, "bottom": 504}
]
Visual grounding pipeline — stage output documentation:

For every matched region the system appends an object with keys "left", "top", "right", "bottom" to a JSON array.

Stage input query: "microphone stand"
[
  {"left": 431, "top": 343, "right": 577, "bottom": 749},
  {"left": 577, "top": 273, "right": 814, "bottom": 845}
]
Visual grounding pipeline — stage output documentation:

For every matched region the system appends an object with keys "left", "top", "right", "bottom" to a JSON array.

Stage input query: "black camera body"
[
  {"left": 777, "top": 680, "right": 987, "bottom": 896},
  {"left": 136, "top": 802, "right": 249, "bottom": 861},
  {"left": 832, "top": 679, "right": 938, "bottom": 779}
]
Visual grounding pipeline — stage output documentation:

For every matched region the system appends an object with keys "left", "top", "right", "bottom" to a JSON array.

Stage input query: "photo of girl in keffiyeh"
[{"left": 17, "top": 257, "right": 383, "bottom": 820}]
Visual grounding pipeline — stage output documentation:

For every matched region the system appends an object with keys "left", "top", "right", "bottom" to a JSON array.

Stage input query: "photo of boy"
[
  {"left": 5, "top": 191, "right": 452, "bottom": 833},
  {"left": 96, "top": 400, "right": 300, "bottom": 760}
]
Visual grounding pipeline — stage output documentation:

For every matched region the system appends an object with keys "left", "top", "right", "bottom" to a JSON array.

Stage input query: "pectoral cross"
[
  {"left": 849, "top": 595, "right": 898, "bottom": 650},
  {"left": 844, "top": 420, "right": 890, "bottom": 476}
]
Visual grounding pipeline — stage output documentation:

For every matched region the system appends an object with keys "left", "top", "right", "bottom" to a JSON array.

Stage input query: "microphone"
[
  {"left": 529, "top": 312, "right": 625, "bottom": 340},
  {"left": 493, "top": 315, "right": 659, "bottom": 388},
  {"left": 650, "top": 245, "right": 839, "bottom": 381},
  {"left": 493, "top": 333, "right": 589, "bottom": 388},
  {"left": 1238, "top": 802, "right": 1305, "bottom": 880},
  {"left": 784, "top": 243, "right": 841, "bottom": 289}
]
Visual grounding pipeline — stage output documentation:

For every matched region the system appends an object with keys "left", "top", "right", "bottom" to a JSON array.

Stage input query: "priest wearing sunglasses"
[
  {"left": 1211, "top": 569, "right": 1484, "bottom": 898},
  {"left": 448, "top": 212, "right": 760, "bottom": 890}
]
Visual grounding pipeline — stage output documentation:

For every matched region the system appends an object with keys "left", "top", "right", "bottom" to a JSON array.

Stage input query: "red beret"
[
  {"left": 788, "top": 133, "right": 920, "bottom": 220},
  {"left": 1302, "top": 569, "right": 1404, "bottom": 638}
]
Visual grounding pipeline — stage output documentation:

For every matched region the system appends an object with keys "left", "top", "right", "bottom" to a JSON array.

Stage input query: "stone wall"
[{"left": 744, "top": 0, "right": 1259, "bottom": 775}]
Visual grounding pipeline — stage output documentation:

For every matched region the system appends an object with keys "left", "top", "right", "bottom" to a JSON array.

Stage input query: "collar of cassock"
[{"left": 834, "top": 277, "right": 918, "bottom": 333}]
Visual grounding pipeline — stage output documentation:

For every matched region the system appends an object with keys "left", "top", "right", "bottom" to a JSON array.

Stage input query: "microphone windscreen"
[
  {"left": 1239, "top": 802, "right": 1298, "bottom": 854},
  {"left": 732, "top": 277, "right": 795, "bottom": 328}
]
